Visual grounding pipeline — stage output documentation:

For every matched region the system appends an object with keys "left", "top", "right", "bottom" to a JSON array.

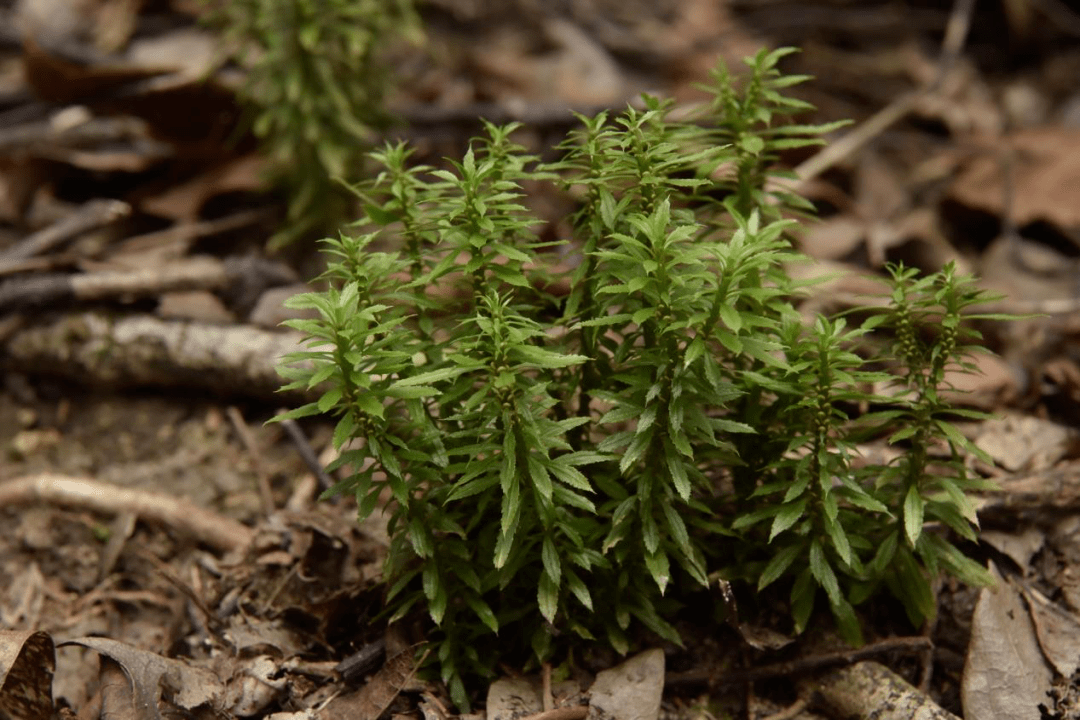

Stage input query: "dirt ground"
[{"left": 3, "top": 0, "right": 1080, "bottom": 718}]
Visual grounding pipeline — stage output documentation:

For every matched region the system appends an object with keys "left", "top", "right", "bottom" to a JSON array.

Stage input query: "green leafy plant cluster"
[
  {"left": 204, "top": 0, "right": 421, "bottom": 247},
  {"left": 276, "top": 48, "right": 1000, "bottom": 708}
]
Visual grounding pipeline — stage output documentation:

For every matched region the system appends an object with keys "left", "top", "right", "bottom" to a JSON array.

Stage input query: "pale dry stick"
[
  {"left": 136, "top": 546, "right": 222, "bottom": 634},
  {"left": 0, "top": 473, "right": 254, "bottom": 554},
  {"left": 226, "top": 405, "right": 276, "bottom": 516},
  {"left": 541, "top": 661, "right": 553, "bottom": 712},
  {"left": 516, "top": 706, "right": 588, "bottom": 720},
  {"left": 3, "top": 312, "right": 310, "bottom": 402},
  {"left": 761, "top": 697, "right": 809, "bottom": 720},
  {"left": 0, "top": 255, "right": 233, "bottom": 312},
  {"left": 807, "top": 660, "right": 960, "bottom": 720},
  {"left": 774, "top": 0, "right": 977, "bottom": 193},
  {"left": 0, "top": 198, "right": 130, "bottom": 266}
]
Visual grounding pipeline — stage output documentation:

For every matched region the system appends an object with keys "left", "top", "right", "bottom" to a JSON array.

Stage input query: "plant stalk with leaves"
[{"left": 276, "top": 48, "right": 1003, "bottom": 709}]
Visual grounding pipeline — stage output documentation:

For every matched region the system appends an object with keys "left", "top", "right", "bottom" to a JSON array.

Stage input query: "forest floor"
[{"left": 1, "top": 0, "right": 1080, "bottom": 718}]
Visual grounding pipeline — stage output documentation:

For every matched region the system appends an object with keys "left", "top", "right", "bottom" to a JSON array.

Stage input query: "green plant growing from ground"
[
  {"left": 276, "top": 48, "right": 1002, "bottom": 709},
  {"left": 204, "top": 0, "right": 421, "bottom": 248}
]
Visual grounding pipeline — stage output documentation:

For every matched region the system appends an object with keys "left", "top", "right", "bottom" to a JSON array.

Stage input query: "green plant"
[
  {"left": 275, "top": 48, "right": 1000, "bottom": 709},
  {"left": 204, "top": 0, "right": 421, "bottom": 248}
]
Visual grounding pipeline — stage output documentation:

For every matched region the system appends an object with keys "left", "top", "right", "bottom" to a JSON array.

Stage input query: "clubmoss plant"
[
  {"left": 204, "top": 0, "right": 421, "bottom": 248},
  {"left": 276, "top": 48, "right": 1001, "bottom": 708}
]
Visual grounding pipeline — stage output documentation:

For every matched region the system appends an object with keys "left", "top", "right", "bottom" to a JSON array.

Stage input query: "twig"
[
  {"left": 517, "top": 707, "right": 588, "bottom": 720},
  {"left": 226, "top": 406, "right": 276, "bottom": 516},
  {"left": 665, "top": 636, "right": 932, "bottom": 688},
  {"left": 277, "top": 413, "right": 335, "bottom": 493},
  {"left": 781, "top": 0, "right": 977, "bottom": 189},
  {"left": 135, "top": 546, "right": 222, "bottom": 633},
  {"left": 541, "top": 662, "right": 553, "bottom": 712},
  {"left": 0, "top": 199, "right": 130, "bottom": 266},
  {"left": 761, "top": 698, "right": 808, "bottom": 720},
  {"left": 109, "top": 208, "right": 276, "bottom": 258},
  {"left": 0, "top": 255, "right": 232, "bottom": 312},
  {"left": 0, "top": 473, "right": 253, "bottom": 554}
]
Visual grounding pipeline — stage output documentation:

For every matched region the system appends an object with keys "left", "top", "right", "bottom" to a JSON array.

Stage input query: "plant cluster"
[
  {"left": 276, "top": 49, "right": 1000, "bottom": 708},
  {"left": 204, "top": 0, "right": 421, "bottom": 248}
]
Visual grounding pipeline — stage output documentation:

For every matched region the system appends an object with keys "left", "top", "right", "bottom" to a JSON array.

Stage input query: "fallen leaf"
[
  {"left": 975, "top": 413, "right": 1078, "bottom": 473},
  {"left": 319, "top": 648, "right": 423, "bottom": 720},
  {"left": 951, "top": 127, "right": 1080, "bottom": 230},
  {"left": 61, "top": 636, "right": 225, "bottom": 719},
  {"left": 963, "top": 564, "right": 1053, "bottom": 720},
  {"left": 1020, "top": 583, "right": 1080, "bottom": 678},
  {"left": 0, "top": 630, "right": 56, "bottom": 720},
  {"left": 980, "top": 527, "right": 1044, "bottom": 572}
]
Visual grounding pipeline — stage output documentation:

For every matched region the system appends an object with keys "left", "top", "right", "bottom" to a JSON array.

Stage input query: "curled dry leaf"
[
  {"left": 0, "top": 630, "right": 55, "bottom": 720},
  {"left": 61, "top": 636, "right": 225, "bottom": 720}
]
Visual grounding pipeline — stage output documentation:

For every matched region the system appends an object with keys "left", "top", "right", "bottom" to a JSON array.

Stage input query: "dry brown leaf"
[
  {"left": 319, "top": 648, "right": 423, "bottom": 720},
  {"left": 1020, "top": 583, "right": 1080, "bottom": 678},
  {"left": 62, "top": 636, "right": 225, "bottom": 719},
  {"left": 940, "top": 350, "right": 1019, "bottom": 410},
  {"left": 0, "top": 630, "right": 56, "bottom": 720},
  {"left": 974, "top": 413, "right": 1078, "bottom": 473},
  {"left": 951, "top": 128, "right": 1080, "bottom": 229},
  {"left": 963, "top": 565, "right": 1053, "bottom": 720},
  {"left": 21, "top": 37, "right": 161, "bottom": 103},
  {"left": 139, "top": 154, "right": 266, "bottom": 222},
  {"left": 798, "top": 215, "right": 865, "bottom": 261},
  {"left": 980, "top": 528, "right": 1044, "bottom": 573}
]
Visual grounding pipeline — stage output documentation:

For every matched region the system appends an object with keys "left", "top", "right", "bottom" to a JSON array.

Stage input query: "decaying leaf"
[
  {"left": 319, "top": 647, "right": 425, "bottom": 720},
  {"left": 950, "top": 128, "right": 1080, "bottom": 230},
  {"left": 963, "top": 564, "right": 1053, "bottom": 720},
  {"left": 61, "top": 636, "right": 225, "bottom": 720},
  {"left": 0, "top": 630, "right": 56, "bottom": 720}
]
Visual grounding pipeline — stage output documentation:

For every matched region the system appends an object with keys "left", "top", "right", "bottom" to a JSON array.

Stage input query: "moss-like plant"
[
  {"left": 275, "top": 48, "right": 1000, "bottom": 709},
  {"left": 204, "top": 0, "right": 421, "bottom": 248}
]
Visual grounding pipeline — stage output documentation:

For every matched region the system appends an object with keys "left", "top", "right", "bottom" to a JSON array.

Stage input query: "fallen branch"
[
  {"left": 806, "top": 660, "right": 960, "bottom": 720},
  {"left": 0, "top": 473, "right": 253, "bottom": 554},
  {"left": 2, "top": 311, "right": 312, "bottom": 402},
  {"left": 665, "top": 636, "right": 931, "bottom": 688},
  {"left": 0, "top": 198, "right": 130, "bottom": 267}
]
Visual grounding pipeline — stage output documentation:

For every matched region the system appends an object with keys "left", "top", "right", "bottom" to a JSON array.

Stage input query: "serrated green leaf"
[
  {"left": 825, "top": 515, "right": 852, "bottom": 566},
  {"left": 392, "top": 366, "right": 466, "bottom": 387},
  {"left": 410, "top": 516, "right": 434, "bottom": 558},
  {"left": 538, "top": 572, "right": 559, "bottom": 623},
  {"left": 500, "top": 431, "right": 517, "bottom": 492},
  {"left": 645, "top": 548, "right": 671, "bottom": 594},
  {"left": 565, "top": 568, "right": 593, "bottom": 611},
  {"left": 758, "top": 542, "right": 802, "bottom": 591},
  {"left": 830, "top": 596, "right": 863, "bottom": 646},
  {"left": 791, "top": 568, "right": 815, "bottom": 633},
  {"left": 666, "top": 450, "right": 692, "bottom": 500},
  {"left": 904, "top": 484, "right": 924, "bottom": 547},
  {"left": 684, "top": 337, "right": 705, "bottom": 368},
  {"left": 718, "top": 303, "right": 743, "bottom": 333},
  {"left": 934, "top": 419, "right": 993, "bottom": 464},
  {"left": 542, "top": 536, "right": 561, "bottom": 585},
  {"left": 890, "top": 546, "right": 935, "bottom": 625},
  {"left": 528, "top": 455, "right": 553, "bottom": 502},
  {"left": 513, "top": 345, "right": 590, "bottom": 369},
  {"left": 769, "top": 498, "right": 806, "bottom": 541},
  {"left": 810, "top": 539, "right": 841, "bottom": 606}
]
